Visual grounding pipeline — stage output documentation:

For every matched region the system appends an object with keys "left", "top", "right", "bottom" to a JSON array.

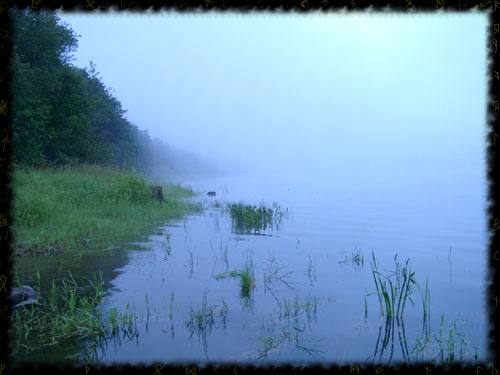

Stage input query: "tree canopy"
[{"left": 10, "top": 8, "right": 140, "bottom": 169}]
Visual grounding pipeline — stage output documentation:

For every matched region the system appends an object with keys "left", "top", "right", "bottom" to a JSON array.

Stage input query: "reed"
[
  {"left": 368, "top": 252, "right": 418, "bottom": 320},
  {"left": 366, "top": 252, "right": 423, "bottom": 363}
]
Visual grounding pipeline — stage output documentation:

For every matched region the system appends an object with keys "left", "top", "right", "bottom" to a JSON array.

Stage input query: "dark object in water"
[
  {"left": 151, "top": 185, "right": 165, "bottom": 203},
  {"left": 9, "top": 285, "right": 41, "bottom": 309},
  {"left": 207, "top": 191, "right": 216, "bottom": 196},
  {"left": 82, "top": 239, "right": 91, "bottom": 246}
]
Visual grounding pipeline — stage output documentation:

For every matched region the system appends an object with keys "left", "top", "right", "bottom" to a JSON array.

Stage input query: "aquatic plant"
[
  {"left": 185, "top": 290, "right": 229, "bottom": 340},
  {"left": 251, "top": 296, "right": 325, "bottom": 361},
  {"left": 9, "top": 270, "right": 139, "bottom": 361},
  {"left": 408, "top": 315, "right": 479, "bottom": 363},
  {"left": 263, "top": 256, "right": 295, "bottom": 294},
  {"left": 239, "top": 259, "right": 256, "bottom": 298},
  {"left": 186, "top": 290, "right": 215, "bottom": 334},
  {"left": 227, "top": 202, "right": 288, "bottom": 234},
  {"left": 368, "top": 252, "right": 416, "bottom": 320},
  {"left": 365, "top": 253, "right": 477, "bottom": 365},
  {"left": 213, "top": 257, "right": 256, "bottom": 298},
  {"left": 366, "top": 252, "right": 421, "bottom": 364},
  {"left": 339, "top": 248, "right": 364, "bottom": 271},
  {"left": 305, "top": 255, "right": 316, "bottom": 285}
]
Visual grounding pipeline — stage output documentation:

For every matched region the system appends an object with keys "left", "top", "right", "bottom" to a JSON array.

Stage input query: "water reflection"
[
  {"left": 262, "top": 256, "right": 296, "bottom": 295},
  {"left": 248, "top": 293, "right": 327, "bottom": 361},
  {"left": 16, "top": 172, "right": 485, "bottom": 365},
  {"left": 338, "top": 248, "right": 365, "bottom": 272}
]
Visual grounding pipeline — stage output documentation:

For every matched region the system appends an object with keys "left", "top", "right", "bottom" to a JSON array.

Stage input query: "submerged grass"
[
  {"left": 11, "top": 164, "right": 201, "bottom": 256},
  {"left": 252, "top": 293, "right": 326, "bottom": 361},
  {"left": 263, "top": 256, "right": 295, "bottom": 293},
  {"left": 185, "top": 289, "right": 228, "bottom": 336},
  {"left": 9, "top": 269, "right": 139, "bottom": 361}
]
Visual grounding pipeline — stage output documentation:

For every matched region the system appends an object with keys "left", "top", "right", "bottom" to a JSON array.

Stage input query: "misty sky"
[{"left": 57, "top": 11, "right": 488, "bottom": 184}]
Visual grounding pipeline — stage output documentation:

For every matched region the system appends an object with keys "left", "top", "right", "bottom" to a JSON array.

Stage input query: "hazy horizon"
[{"left": 57, "top": 11, "right": 488, "bottom": 187}]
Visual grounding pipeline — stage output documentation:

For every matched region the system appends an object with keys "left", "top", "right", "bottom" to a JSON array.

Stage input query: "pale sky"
[{"left": 57, "top": 11, "right": 488, "bottom": 184}]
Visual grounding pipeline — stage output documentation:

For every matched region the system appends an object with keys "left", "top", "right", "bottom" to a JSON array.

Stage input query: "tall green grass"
[
  {"left": 368, "top": 252, "right": 417, "bottom": 320},
  {"left": 10, "top": 164, "right": 201, "bottom": 255}
]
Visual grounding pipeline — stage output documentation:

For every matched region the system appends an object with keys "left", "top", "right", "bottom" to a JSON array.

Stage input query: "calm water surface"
[
  {"left": 94, "top": 170, "right": 489, "bottom": 365},
  {"left": 14, "top": 170, "right": 490, "bottom": 366}
]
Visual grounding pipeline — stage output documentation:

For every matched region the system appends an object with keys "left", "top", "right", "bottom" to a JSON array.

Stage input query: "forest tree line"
[{"left": 10, "top": 8, "right": 212, "bottom": 178}]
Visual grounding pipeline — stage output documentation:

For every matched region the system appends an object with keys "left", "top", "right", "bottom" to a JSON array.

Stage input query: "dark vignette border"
[{"left": 0, "top": 1, "right": 497, "bottom": 375}]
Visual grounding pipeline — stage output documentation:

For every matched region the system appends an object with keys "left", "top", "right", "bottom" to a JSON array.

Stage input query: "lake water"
[{"left": 13, "top": 169, "right": 490, "bottom": 366}]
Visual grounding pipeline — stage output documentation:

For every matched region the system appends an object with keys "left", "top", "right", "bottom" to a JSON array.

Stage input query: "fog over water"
[
  {"left": 23, "top": 11, "right": 490, "bottom": 364},
  {"left": 57, "top": 11, "right": 487, "bottom": 190}
]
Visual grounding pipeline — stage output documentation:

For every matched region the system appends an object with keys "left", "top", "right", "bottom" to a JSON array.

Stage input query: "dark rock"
[
  {"left": 207, "top": 191, "right": 216, "bottom": 196},
  {"left": 9, "top": 285, "right": 40, "bottom": 309},
  {"left": 17, "top": 241, "right": 30, "bottom": 249}
]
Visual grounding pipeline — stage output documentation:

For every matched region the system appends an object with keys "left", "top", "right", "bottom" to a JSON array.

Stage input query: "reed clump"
[{"left": 227, "top": 202, "right": 287, "bottom": 234}]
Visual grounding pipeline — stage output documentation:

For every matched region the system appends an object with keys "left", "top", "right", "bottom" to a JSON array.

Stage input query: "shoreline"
[{"left": 10, "top": 164, "right": 202, "bottom": 257}]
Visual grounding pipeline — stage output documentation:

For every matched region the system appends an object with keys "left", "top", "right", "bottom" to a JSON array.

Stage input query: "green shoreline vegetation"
[
  {"left": 7, "top": 8, "right": 209, "bottom": 362},
  {"left": 9, "top": 164, "right": 200, "bottom": 362},
  {"left": 11, "top": 164, "right": 201, "bottom": 257},
  {"left": 8, "top": 8, "right": 204, "bottom": 257}
]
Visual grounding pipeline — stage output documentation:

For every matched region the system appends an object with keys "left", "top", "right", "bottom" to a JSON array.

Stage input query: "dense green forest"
[{"left": 9, "top": 8, "right": 211, "bottom": 177}]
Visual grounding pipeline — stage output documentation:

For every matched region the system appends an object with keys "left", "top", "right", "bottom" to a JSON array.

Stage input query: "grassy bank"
[{"left": 10, "top": 164, "right": 201, "bottom": 256}]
